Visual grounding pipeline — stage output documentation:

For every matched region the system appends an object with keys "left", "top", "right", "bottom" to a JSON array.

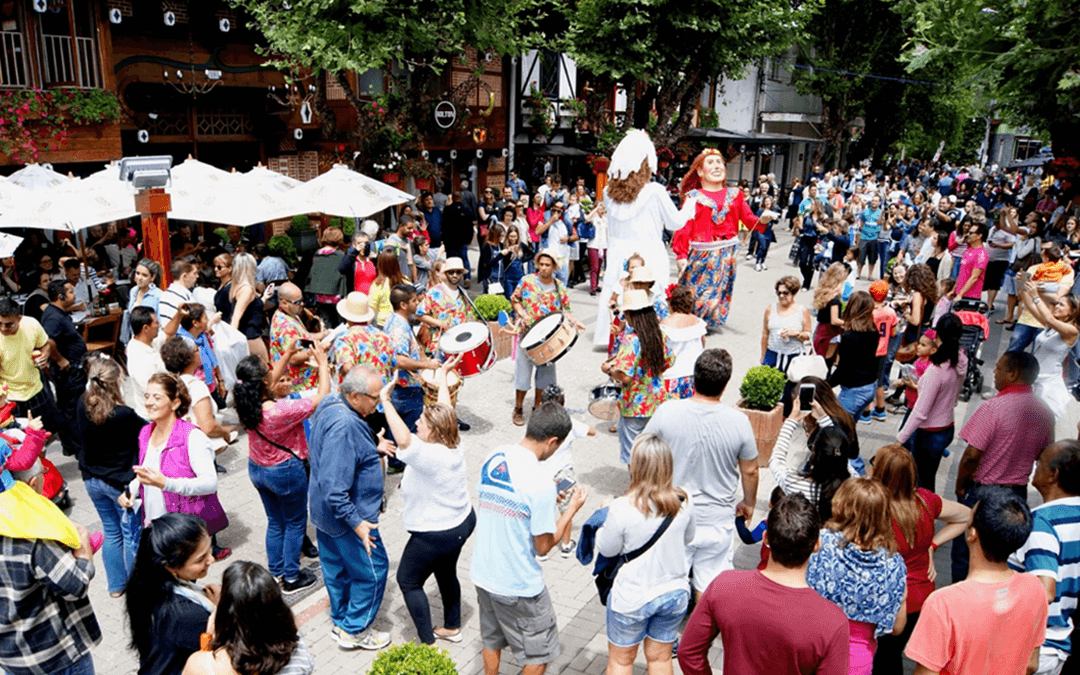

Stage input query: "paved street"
[{"left": 62, "top": 225, "right": 1078, "bottom": 675}]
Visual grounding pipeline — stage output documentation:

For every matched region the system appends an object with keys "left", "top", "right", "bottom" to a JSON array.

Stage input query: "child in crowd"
[
  {"left": 412, "top": 237, "right": 440, "bottom": 292},
  {"left": 536, "top": 385, "right": 595, "bottom": 560},
  {"left": 932, "top": 278, "right": 955, "bottom": 326},
  {"left": 735, "top": 486, "right": 785, "bottom": 570},
  {"left": 865, "top": 280, "right": 898, "bottom": 424},
  {"left": 891, "top": 329, "right": 939, "bottom": 430},
  {"left": 841, "top": 253, "right": 858, "bottom": 301}
]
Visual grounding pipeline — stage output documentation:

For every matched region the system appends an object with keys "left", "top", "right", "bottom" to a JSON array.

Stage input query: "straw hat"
[
  {"left": 444, "top": 257, "right": 466, "bottom": 272},
  {"left": 336, "top": 292, "right": 375, "bottom": 324},
  {"left": 628, "top": 266, "right": 655, "bottom": 283},
  {"left": 621, "top": 289, "right": 652, "bottom": 312},
  {"left": 535, "top": 249, "right": 559, "bottom": 266}
]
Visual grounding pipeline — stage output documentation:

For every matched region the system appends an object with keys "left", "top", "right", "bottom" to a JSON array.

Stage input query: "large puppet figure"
[
  {"left": 594, "top": 130, "right": 698, "bottom": 346},
  {"left": 674, "top": 149, "right": 769, "bottom": 328}
]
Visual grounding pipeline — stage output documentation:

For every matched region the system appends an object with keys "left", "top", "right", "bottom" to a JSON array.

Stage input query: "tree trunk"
[{"left": 313, "top": 71, "right": 337, "bottom": 139}]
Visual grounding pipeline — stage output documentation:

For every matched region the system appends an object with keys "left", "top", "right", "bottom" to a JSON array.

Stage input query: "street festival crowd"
[{"left": 3, "top": 133, "right": 1080, "bottom": 675}]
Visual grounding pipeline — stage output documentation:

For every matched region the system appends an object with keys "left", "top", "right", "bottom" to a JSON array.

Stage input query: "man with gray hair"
[{"left": 308, "top": 365, "right": 393, "bottom": 650}]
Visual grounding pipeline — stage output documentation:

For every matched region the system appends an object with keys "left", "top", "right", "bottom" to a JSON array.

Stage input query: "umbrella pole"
[
  {"left": 135, "top": 189, "right": 174, "bottom": 287},
  {"left": 78, "top": 229, "right": 94, "bottom": 312}
]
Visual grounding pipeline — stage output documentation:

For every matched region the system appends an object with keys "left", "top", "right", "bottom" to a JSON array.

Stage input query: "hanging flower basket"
[
  {"left": 414, "top": 177, "right": 434, "bottom": 192},
  {"left": 588, "top": 156, "right": 610, "bottom": 175},
  {"left": 382, "top": 172, "right": 400, "bottom": 184}
]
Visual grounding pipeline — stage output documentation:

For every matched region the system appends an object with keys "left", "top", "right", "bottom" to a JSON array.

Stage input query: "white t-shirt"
[
  {"left": 133, "top": 426, "right": 217, "bottom": 525},
  {"left": 596, "top": 495, "right": 695, "bottom": 613},
  {"left": 397, "top": 439, "right": 471, "bottom": 532},
  {"left": 470, "top": 445, "right": 557, "bottom": 597},
  {"left": 587, "top": 215, "right": 609, "bottom": 250},
  {"left": 643, "top": 400, "right": 758, "bottom": 521},
  {"left": 125, "top": 336, "right": 166, "bottom": 419},
  {"left": 181, "top": 373, "right": 226, "bottom": 452}
]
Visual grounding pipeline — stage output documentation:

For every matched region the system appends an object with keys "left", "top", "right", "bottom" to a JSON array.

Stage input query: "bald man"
[{"left": 269, "top": 282, "right": 320, "bottom": 391}]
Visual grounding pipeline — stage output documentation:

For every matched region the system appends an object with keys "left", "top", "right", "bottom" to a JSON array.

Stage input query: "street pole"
[{"left": 135, "top": 188, "right": 173, "bottom": 286}]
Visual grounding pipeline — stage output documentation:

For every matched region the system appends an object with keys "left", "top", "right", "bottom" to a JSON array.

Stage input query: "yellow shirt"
[
  {"left": 1018, "top": 265, "right": 1075, "bottom": 328},
  {"left": 370, "top": 279, "right": 393, "bottom": 327},
  {"left": 0, "top": 316, "right": 48, "bottom": 401}
]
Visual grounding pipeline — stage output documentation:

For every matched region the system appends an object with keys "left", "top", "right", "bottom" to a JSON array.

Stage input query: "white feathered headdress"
[{"left": 607, "top": 129, "right": 657, "bottom": 180}]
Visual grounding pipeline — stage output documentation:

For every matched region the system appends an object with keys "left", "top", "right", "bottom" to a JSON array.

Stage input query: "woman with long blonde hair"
[
  {"left": 812, "top": 262, "right": 847, "bottom": 362},
  {"left": 807, "top": 478, "right": 908, "bottom": 675},
  {"left": 215, "top": 251, "right": 268, "bottom": 362},
  {"left": 870, "top": 444, "right": 970, "bottom": 675},
  {"left": 596, "top": 433, "right": 694, "bottom": 675}
]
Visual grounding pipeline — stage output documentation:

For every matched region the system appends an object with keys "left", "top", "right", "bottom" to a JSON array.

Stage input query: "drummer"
[
  {"left": 331, "top": 291, "right": 397, "bottom": 384},
  {"left": 416, "top": 256, "right": 477, "bottom": 357},
  {"left": 383, "top": 283, "right": 442, "bottom": 435},
  {"left": 510, "top": 248, "right": 586, "bottom": 427}
]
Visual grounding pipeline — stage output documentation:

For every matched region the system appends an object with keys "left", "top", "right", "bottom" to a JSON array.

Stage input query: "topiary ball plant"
[
  {"left": 268, "top": 234, "right": 298, "bottom": 266},
  {"left": 739, "top": 366, "right": 787, "bottom": 411},
  {"left": 368, "top": 642, "right": 458, "bottom": 675},
  {"left": 473, "top": 294, "right": 512, "bottom": 321}
]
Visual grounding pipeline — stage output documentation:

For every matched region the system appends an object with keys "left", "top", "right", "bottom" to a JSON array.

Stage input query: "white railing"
[
  {"left": 0, "top": 31, "right": 29, "bottom": 88},
  {"left": 40, "top": 34, "right": 102, "bottom": 89}
]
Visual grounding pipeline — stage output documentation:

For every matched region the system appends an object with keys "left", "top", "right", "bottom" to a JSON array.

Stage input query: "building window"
[
  {"left": 539, "top": 49, "right": 559, "bottom": 99},
  {"left": 37, "top": 0, "right": 102, "bottom": 88},
  {"left": 357, "top": 67, "right": 384, "bottom": 96},
  {"left": 0, "top": 3, "right": 28, "bottom": 88},
  {"left": 769, "top": 57, "right": 785, "bottom": 83}
]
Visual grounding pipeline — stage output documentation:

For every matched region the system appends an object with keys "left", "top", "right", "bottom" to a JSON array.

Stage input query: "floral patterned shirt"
[
  {"left": 417, "top": 284, "right": 472, "bottom": 355},
  {"left": 511, "top": 274, "right": 570, "bottom": 325},
  {"left": 610, "top": 330, "right": 675, "bottom": 418},
  {"left": 270, "top": 311, "right": 316, "bottom": 392},
  {"left": 384, "top": 312, "right": 424, "bottom": 388},
  {"left": 331, "top": 324, "right": 397, "bottom": 385}
]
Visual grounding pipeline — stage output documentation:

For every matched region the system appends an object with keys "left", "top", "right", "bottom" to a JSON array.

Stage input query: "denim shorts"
[{"left": 606, "top": 589, "right": 689, "bottom": 647}]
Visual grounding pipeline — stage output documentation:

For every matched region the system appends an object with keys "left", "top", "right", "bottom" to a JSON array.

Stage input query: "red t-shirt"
[
  {"left": 678, "top": 570, "right": 849, "bottom": 675},
  {"left": 354, "top": 259, "right": 377, "bottom": 294},
  {"left": 891, "top": 488, "right": 943, "bottom": 613},
  {"left": 873, "top": 306, "right": 898, "bottom": 357}
]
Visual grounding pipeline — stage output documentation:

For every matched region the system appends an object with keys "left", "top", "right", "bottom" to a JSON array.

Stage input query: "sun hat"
[
  {"left": 535, "top": 249, "right": 559, "bottom": 267},
  {"left": 628, "top": 266, "right": 655, "bottom": 283},
  {"left": 621, "top": 289, "right": 652, "bottom": 312},
  {"left": 443, "top": 257, "right": 466, "bottom": 272},
  {"left": 336, "top": 292, "right": 375, "bottom": 324}
]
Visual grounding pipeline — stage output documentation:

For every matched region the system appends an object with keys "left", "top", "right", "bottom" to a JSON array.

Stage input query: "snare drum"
[
  {"left": 439, "top": 322, "right": 496, "bottom": 377},
  {"left": 587, "top": 381, "right": 622, "bottom": 421},
  {"left": 419, "top": 369, "right": 463, "bottom": 407},
  {"left": 522, "top": 312, "right": 579, "bottom": 366}
]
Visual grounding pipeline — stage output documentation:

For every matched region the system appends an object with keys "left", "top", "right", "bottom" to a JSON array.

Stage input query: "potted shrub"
[
  {"left": 287, "top": 214, "right": 318, "bottom": 253},
  {"left": 474, "top": 293, "right": 514, "bottom": 361},
  {"left": 268, "top": 234, "right": 298, "bottom": 266},
  {"left": 403, "top": 157, "right": 442, "bottom": 193},
  {"left": 368, "top": 642, "right": 457, "bottom": 675},
  {"left": 736, "top": 366, "right": 788, "bottom": 466}
]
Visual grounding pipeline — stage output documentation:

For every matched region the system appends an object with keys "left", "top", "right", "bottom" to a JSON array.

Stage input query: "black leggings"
[
  {"left": 872, "top": 611, "right": 919, "bottom": 675},
  {"left": 396, "top": 509, "right": 476, "bottom": 644},
  {"left": 798, "top": 238, "right": 817, "bottom": 289}
]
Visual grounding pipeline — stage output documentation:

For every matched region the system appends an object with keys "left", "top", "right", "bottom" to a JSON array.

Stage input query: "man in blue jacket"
[{"left": 309, "top": 365, "right": 392, "bottom": 650}]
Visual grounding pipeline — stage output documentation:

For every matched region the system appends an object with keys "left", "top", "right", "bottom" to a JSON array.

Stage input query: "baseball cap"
[{"left": 869, "top": 280, "right": 889, "bottom": 301}]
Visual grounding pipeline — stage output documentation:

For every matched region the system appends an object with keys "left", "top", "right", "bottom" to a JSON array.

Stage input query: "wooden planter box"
[
  {"left": 489, "top": 321, "right": 515, "bottom": 362},
  {"left": 414, "top": 178, "right": 434, "bottom": 192},
  {"left": 736, "top": 400, "right": 785, "bottom": 467}
]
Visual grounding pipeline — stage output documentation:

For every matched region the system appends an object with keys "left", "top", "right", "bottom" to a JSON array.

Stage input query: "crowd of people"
[{"left": 0, "top": 150, "right": 1078, "bottom": 675}]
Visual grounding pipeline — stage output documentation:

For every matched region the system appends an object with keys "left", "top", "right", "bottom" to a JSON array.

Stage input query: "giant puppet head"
[
  {"left": 606, "top": 129, "right": 656, "bottom": 204},
  {"left": 679, "top": 148, "right": 727, "bottom": 197}
]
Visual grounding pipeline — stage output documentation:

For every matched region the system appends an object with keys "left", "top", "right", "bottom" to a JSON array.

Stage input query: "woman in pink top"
[
  {"left": 870, "top": 444, "right": 971, "bottom": 675},
  {"left": 896, "top": 313, "right": 966, "bottom": 493},
  {"left": 233, "top": 339, "right": 331, "bottom": 593},
  {"left": 525, "top": 192, "right": 546, "bottom": 245}
]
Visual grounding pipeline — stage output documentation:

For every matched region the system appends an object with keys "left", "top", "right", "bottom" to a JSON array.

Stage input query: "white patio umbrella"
[
  {"left": 243, "top": 165, "right": 303, "bottom": 194},
  {"left": 0, "top": 177, "right": 138, "bottom": 232},
  {"left": 288, "top": 164, "right": 414, "bottom": 218},
  {"left": 170, "top": 156, "right": 234, "bottom": 188},
  {"left": 0, "top": 181, "right": 31, "bottom": 213},
  {"left": 4, "top": 163, "right": 73, "bottom": 191},
  {"left": 0, "top": 232, "right": 24, "bottom": 258}
]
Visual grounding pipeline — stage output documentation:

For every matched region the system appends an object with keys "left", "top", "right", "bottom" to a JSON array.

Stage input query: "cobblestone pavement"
[{"left": 62, "top": 226, "right": 1075, "bottom": 674}]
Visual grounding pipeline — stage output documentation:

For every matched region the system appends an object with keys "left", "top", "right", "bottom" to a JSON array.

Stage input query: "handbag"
[
  {"left": 786, "top": 345, "right": 828, "bottom": 383},
  {"left": 594, "top": 513, "right": 674, "bottom": 606},
  {"left": 578, "top": 216, "right": 595, "bottom": 241}
]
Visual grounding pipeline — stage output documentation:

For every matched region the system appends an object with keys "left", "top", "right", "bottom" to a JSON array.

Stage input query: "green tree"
[
  {"left": 901, "top": 0, "right": 1080, "bottom": 158},
  {"left": 563, "top": 0, "right": 817, "bottom": 150}
]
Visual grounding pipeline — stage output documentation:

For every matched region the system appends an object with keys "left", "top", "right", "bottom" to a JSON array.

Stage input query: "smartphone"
[
  {"left": 361, "top": 241, "right": 371, "bottom": 257},
  {"left": 556, "top": 477, "right": 577, "bottom": 495},
  {"left": 295, "top": 338, "right": 315, "bottom": 350},
  {"left": 799, "top": 383, "right": 816, "bottom": 413}
]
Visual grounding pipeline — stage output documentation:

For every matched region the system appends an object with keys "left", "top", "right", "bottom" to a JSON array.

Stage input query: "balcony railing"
[
  {"left": 40, "top": 34, "right": 102, "bottom": 89},
  {"left": 0, "top": 31, "right": 29, "bottom": 88}
]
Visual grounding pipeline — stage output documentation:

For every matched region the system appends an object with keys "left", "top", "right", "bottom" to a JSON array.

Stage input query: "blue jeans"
[
  {"left": 902, "top": 424, "right": 954, "bottom": 494},
  {"left": 839, "top": 382, "right": 876, "bottom": 420},
  {"left": 606, "top": 589, "right": 689, "bottom": 647},
  {"left": 878, "top": 240, "right": 891, "bottom": 279},
  {"left": 754, "top": 231, "right": 771, "bottom": 265},
  {"left": 950, "top": 256, "right": 962, "bottom": 281},
  {"left": 51, "top": 653, "right": 94, "bottom": 675},
  {"left": 618, "top": 416, "right": 650, "bottom": 464},
  {"left": 84, "top": 478, "right": 141, "bottom": 593},
  {"left": 387, "top": 386, "right": 424, "bottom": 471},
  {"left": 318, "top": 528, "right": 389, "bottom": 634},
  {"left": 1007, "top": 323, "right": 1043, "bottom": 353},
  {"left": 248, "top": 457, "right": 309, "bottom": 581}
]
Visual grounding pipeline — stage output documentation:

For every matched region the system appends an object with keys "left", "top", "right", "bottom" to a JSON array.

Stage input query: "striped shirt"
[
  {"left": 1009, "top": 496, "right": 1080, "bottom": 654},
  {"left": 769, "top": 417, "right": 837, "bottom": 507},
  {"left": 960, "top": 385, "right": 1055, "bottom": 486},
  {"left": 158, "top": 282, "right": 193, "bottom": 325}
]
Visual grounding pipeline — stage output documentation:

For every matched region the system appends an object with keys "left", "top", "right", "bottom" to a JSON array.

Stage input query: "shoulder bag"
[{"left": 594, "top": 513, "right": 674, "bottom": 606}]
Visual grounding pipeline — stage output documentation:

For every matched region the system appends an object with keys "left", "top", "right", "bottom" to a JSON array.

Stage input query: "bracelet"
[{"left": 930, "top": 542, "right": 939, "bottom": 552}]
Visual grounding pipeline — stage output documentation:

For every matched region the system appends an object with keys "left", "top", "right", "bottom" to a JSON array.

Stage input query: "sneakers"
[
  {"left": 760, "top": 263, "right": 768, "bottom": 271},
  {"left": 560, "top": 540, "right": 577, "bottom": 558},
  {"left": 302, "top": 538, "right": 319, "bottom": 559},
  {"left": 434, "top": 627, "right": 463, "bottom": 643},
  {"left": 212, "top": 545, "right": 232, "bottom": 561},
  {"left": 512, "top": 407, "right": 525, "bottom": 426},
  {"left": 859, "top": 411, "right": 872, "bottom": 425},
  {"left": 536, "top": 552, "right": 549, "bottom": 562},
  {"left": 282, "top": 568, "right": 318, "bottom": 595},
  {"left": 335, "top": 626, "right": 391, "bottom": 650},
  {"left": 754, "top": 263, "right": 761, "bottom": 272},
  {"left": 457, "top": 419, "right": 471, "bottom": 432},
  {"left": 871, "top": 408, "right": 888, "bottom": 422}
]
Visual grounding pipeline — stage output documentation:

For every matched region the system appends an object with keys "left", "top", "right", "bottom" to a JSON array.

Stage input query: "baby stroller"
[{"left": 952, "top": 299, "right": 990, "bottom": 402}]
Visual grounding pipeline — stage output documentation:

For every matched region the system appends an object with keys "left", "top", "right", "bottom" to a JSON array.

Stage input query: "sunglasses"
[{"left": 776, "top": 290, "right": 792, "bottom": 297}]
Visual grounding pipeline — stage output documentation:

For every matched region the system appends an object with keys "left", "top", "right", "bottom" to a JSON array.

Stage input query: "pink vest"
[{"left": 138, "top": 419, "right": 228, "bottom": 534}]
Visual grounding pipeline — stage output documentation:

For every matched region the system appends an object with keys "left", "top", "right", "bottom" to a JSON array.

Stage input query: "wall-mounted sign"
[{"left": 434, "top": 101, "right": 457, "bottom": 129}]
